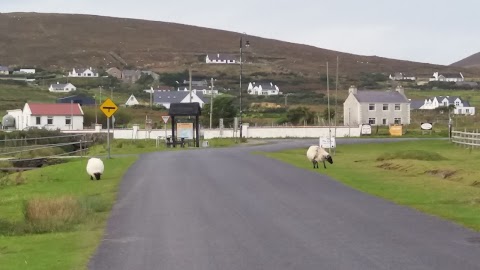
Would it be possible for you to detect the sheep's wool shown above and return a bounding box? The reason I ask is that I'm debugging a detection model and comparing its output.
[86,158,104,179]
[306,145,320,161]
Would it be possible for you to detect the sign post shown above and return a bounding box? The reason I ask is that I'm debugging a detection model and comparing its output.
[100,98,118,159]
[162,115,170,142]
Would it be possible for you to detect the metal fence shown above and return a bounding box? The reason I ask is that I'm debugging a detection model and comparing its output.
[451,129,480,148]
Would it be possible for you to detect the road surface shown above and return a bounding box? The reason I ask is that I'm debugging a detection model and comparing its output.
[89,139,480,270]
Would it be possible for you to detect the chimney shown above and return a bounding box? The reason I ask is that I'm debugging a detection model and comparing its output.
[348,85,357,95]
[217,53,220,57]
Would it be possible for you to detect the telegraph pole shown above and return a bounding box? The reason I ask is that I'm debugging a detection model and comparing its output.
[189,67,192,103]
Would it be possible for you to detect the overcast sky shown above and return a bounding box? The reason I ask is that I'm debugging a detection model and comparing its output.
[2,0,479,65]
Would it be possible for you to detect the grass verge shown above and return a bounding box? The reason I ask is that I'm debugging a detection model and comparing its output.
[0,156,137,270]
[87,138,244,155]
[262,140,480,231]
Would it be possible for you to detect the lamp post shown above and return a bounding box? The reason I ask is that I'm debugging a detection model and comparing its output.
[239,34,249,139]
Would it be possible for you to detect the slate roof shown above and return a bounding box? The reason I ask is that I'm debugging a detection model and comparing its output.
[354,90,409,103]
[251,82,279,91]
[0,66,9,72]
[410,100,424,110]
[28,103,83,116]
[207,53,236,61]
[153,91,205,104]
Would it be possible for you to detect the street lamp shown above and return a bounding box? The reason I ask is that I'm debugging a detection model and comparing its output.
[239,34,250,139]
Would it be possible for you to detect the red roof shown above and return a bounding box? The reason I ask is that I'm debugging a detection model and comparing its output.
[27,103,83,116]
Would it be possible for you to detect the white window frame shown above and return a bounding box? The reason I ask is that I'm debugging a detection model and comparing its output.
[47,117,53,125]
[394,118,401,124]
[382,118,387,125]
[65,116,72,125]
[383,104,389,111]
[368,118,376,125]
[36,116,41,125]
[369,104,375,111]
[395,104,401,110]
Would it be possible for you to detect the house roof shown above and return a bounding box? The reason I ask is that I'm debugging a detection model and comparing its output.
[251,82,279,91]
[0,66,9,71]
[410,100,424,109]
[153,91,205,104]
[439,73,462,78]
[27,103,83,116]
[49,83,71,89]
[354,90,409,103]
[207,53,236,61]
[73,67,98,73]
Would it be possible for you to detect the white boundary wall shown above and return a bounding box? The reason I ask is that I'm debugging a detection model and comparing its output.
[62,125,361,139]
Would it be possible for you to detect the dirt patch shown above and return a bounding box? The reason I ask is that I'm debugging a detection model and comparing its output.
[470,181,480,187]
[425,169,457,179]
[377,162,401,170]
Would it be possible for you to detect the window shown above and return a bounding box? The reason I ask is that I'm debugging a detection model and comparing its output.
[368,118,376,125]
[383,104,388,110]
[369,104,375,111]
[36,117,41,125]
[47,117,53,125]
[394,118,401,124]
[382,118,387,125]
[395,104,401,110]
[65,116,71,125]
[466,109,470,113]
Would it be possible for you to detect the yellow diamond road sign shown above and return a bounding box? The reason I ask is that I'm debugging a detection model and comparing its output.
[100,98,118,118]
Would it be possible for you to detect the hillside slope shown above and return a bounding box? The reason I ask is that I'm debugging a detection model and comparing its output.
[450,52,480,68]
[0,12,473,79]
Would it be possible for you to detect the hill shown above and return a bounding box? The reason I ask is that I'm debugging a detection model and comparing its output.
[450,52,480,68]
[0,12,474,83]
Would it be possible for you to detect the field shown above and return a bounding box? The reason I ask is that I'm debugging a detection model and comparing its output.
[0,157,137,270]
[262,140,480,231]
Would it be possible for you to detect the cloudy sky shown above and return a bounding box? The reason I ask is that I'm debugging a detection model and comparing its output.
[2,0,478,65]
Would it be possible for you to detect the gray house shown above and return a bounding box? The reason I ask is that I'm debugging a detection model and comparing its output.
[343,85,410,126]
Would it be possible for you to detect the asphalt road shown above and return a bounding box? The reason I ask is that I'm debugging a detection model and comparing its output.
[89,139,480,270]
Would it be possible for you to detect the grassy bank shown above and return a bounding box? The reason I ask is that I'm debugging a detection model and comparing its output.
[262,140,480,231]
[0,157,137,270]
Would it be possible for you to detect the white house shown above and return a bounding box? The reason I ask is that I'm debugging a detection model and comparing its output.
[389,72,416,81]
[125,94,140,106]
[205,53,236,64]
[6,103,84,130]
[153,90,206,109]
[68,67,99,77]
[415,96,475,115]
[247,82,280,95]
[0,66,9,75]
[177,87,219,95]
[19,68,36,74]
[49,82,77,93]
[429,72,464,82]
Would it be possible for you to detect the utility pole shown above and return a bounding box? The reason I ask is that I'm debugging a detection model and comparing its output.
[239,37,243,139]
[327,62,332,152]
[209,78,214,129]
[189,67,192,103]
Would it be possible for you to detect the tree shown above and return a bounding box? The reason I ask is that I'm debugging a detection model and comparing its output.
[201,96,237,128]
[322,108,335,121]
[286,106,314,125]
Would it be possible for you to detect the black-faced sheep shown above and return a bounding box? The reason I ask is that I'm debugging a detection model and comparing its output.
[86,157,104,180]
[306,145,333,169]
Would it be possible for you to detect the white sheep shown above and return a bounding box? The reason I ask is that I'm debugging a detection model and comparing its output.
[306,145,333,169]
[86,157,104,180]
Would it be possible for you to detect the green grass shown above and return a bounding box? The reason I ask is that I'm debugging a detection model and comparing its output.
[87,138,244,155]
[262,140,480,231]
[0,156,137,270]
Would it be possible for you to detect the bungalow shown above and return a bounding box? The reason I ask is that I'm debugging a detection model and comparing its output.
[412,96,475,115]
[205,53,236,64]
[6,103,84,130]
[389,72,416,81]
[49,82,77,93]
[19,68,36,74]
[247,82,280,95]
[177,87,219,95]
[343,85,411,126]
[429,72,464,82]
[68,67,99,77]
[0,66,9,75]
[153,90,206,109]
